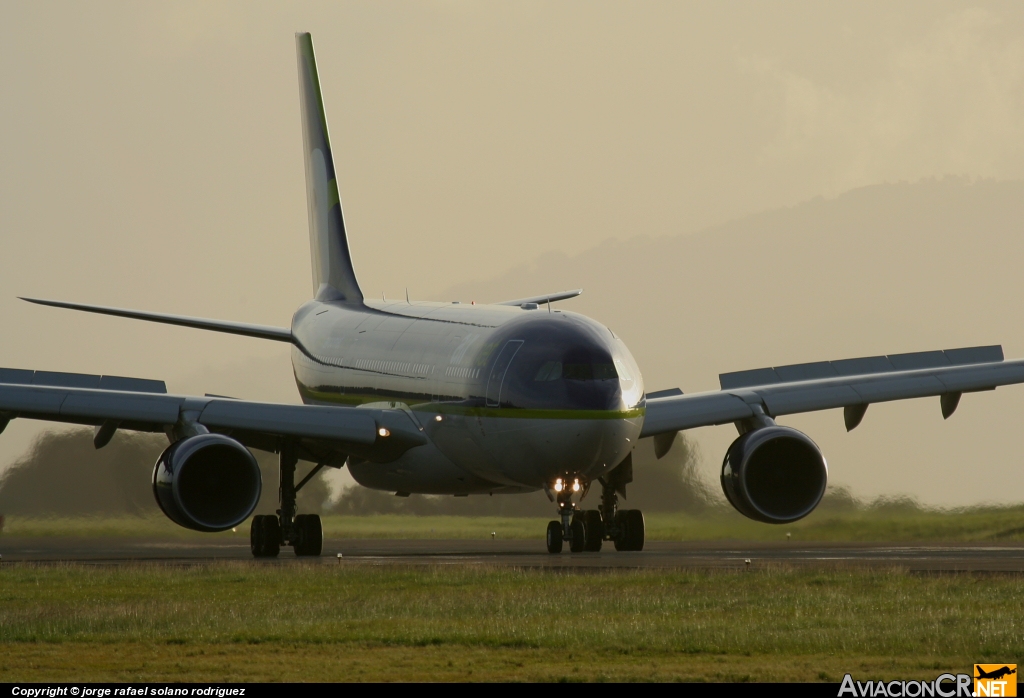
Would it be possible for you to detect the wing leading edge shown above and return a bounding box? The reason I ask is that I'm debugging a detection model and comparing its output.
[641,345,1024,438]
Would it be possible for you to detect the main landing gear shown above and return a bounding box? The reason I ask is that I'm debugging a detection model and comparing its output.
[251,440,324,558]
[545,456,645,554]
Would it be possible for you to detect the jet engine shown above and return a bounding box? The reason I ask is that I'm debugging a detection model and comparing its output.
[153,434,262,532]
[720,426,827,524]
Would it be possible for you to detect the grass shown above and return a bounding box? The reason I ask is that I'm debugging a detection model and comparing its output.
[0,563,1020,682]
[5,504,1024,542]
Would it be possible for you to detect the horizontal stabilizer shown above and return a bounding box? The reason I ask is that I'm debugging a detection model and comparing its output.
[0,368,166,393]
[496,289,583,306]
[21,298,294,344]
[720,345,1004,390]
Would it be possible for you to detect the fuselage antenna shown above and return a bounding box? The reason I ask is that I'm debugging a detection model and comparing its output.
[406,287,410,304]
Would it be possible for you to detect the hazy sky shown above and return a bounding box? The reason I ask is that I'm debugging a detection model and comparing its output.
[2,2,1023,503]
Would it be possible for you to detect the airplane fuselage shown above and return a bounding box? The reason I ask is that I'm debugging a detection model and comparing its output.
[290,298,645,494]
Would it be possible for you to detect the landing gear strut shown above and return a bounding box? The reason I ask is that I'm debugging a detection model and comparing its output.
[544,456,644,554]
[251,441,324,557]
[599,454,644,552]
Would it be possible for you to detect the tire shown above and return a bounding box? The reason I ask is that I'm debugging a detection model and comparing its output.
[569,518,586,553]
[250,515,265,557]
[546,520,563,554]
[293,514,307,555]
[292,514,306,555]
[624,509,645,551]
[260,515,281,558]
[583,510,603,552]
[613,510,628,551]
[295,514,323,556]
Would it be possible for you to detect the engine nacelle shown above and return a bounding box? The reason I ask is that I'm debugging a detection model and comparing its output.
[721,426,827,524]
[153,434,262,532]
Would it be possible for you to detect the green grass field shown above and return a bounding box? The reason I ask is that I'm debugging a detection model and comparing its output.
[4,505,1024,542]
[3,509,1023,681]
[0,563,1019,682]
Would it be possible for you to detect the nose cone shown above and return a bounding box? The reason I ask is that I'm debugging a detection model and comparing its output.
[477,312,646,488]
[492,313,644,412]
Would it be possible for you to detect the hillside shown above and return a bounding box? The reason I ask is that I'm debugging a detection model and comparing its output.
[444,178,1024,506]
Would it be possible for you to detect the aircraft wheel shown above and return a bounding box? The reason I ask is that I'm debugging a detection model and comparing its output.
[294,514,323,556]
[545,521,563,554]
[250,515,265,557]
[624,509,645,551]
[260,515,281,558]
[583,510,603,552]
[613,511,628,551]
[569,518,586,553]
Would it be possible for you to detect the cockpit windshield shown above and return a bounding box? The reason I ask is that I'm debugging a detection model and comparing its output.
[534,361,618,382]
[484,318,633,410]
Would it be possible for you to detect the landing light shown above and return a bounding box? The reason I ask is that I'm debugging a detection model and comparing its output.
[434,415,442,422]
[572,478,581,492]
[554,478,563,492]
[378,427,390,438]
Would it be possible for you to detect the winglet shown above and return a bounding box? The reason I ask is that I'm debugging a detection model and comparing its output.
[296,32,363,304]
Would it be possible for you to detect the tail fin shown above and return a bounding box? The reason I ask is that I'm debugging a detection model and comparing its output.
[295,33,363,303]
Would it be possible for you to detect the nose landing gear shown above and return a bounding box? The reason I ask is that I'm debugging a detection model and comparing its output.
[545,477,587,553]
[544,457,645,554]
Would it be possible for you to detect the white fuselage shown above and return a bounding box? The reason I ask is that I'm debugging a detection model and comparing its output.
[290,299,646,494]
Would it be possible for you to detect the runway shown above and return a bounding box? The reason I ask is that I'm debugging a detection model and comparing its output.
[3,537,1024,571]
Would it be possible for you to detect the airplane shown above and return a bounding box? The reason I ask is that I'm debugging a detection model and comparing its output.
[4,32,1024,558]
[976,667,1017,681]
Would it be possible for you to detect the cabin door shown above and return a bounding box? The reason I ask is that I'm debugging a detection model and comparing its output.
[485,340,523,407]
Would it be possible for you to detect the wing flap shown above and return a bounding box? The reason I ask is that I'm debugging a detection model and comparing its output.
[720,345,1004,389]
[757,383,864,416]
[0,367,167,394]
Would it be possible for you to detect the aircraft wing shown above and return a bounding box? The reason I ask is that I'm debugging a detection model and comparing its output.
[641,345,1024,437]
[0,368,426,465]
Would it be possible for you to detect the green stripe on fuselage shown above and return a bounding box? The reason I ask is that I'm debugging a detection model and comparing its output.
[298,385,644,420]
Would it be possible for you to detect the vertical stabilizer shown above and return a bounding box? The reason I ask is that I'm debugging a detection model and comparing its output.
[296,33,363,303]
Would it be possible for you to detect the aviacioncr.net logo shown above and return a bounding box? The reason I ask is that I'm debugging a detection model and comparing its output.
[839,673,973,697]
